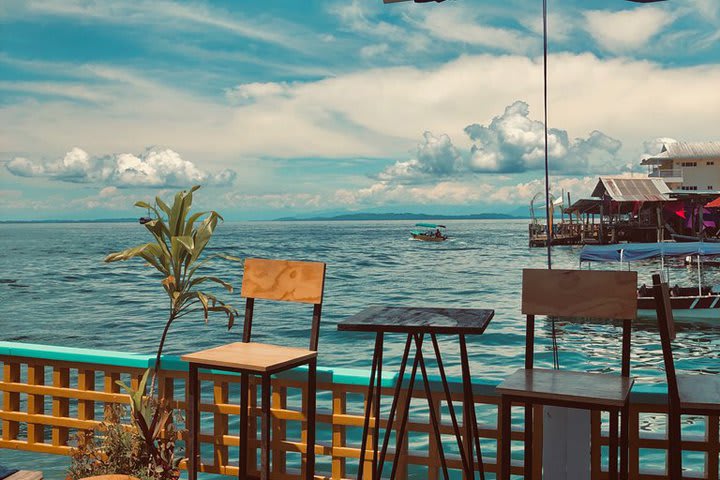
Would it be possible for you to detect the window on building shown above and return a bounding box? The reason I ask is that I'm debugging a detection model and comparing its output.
[682,161,698,167]
[709,186,714,190]
[708,161,715,166]
[681,186,699,191]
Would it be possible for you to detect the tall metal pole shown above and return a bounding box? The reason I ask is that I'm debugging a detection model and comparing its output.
[543,0,552,270]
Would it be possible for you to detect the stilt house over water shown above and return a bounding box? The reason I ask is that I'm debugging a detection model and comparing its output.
[641,141,720,193]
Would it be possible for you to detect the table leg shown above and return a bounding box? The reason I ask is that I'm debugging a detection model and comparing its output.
[620,403,629,480]
[500,396,512,480]
[373,333,384,480]
[609,408,619,480]
[261,374,271,480]
[306,358,317,480]
[389,335,422,480]
[378,335,413,475]
[431,334,471,477]
[188,364,199,480]
[460,334,486,480]
[239,373,249,479]
[414,333,450,480]
[523,402,533,480]
[358,333,383,480]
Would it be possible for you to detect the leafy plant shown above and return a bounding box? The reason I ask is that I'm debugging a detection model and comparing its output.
[80,186,239,478]
[67,400,182,480]
[104,185,239,394]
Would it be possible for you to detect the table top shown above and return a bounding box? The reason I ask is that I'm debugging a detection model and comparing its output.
[337,306,494,334]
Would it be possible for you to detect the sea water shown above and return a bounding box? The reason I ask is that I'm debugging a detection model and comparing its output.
[1,219,719,477]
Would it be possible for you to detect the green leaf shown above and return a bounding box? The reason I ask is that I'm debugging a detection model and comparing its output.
[156,196,172,216]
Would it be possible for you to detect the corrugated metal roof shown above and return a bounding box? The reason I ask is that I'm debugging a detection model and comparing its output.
[643,141,720,162]
[591,177,672,202]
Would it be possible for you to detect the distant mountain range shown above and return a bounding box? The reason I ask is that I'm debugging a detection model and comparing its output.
[0,218,138,224]
[274,212,526,221]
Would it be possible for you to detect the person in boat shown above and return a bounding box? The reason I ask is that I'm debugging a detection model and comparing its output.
[435,229,442,238]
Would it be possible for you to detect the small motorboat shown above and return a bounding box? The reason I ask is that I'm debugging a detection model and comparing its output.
[410,223,448,242]
[139,216,152,224]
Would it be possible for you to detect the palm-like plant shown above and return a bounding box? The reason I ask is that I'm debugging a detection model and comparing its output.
[105,185,239,395]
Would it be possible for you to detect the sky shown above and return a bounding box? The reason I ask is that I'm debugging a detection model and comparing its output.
[1,0,719,220]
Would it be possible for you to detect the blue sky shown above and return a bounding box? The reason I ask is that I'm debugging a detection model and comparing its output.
[1,0,719,220]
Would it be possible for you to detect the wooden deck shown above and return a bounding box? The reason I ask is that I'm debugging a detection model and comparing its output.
[5,472,42,480]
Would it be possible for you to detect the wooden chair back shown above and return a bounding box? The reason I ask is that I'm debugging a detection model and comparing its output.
[241,258,327,351]
[522,269,638,320]
[521,269,638,374]
[651,273,679,402]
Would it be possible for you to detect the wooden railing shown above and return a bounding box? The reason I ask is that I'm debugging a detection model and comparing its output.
[1,342,718,479]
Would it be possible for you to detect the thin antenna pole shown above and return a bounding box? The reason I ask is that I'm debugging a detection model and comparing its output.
[543,0,552,270]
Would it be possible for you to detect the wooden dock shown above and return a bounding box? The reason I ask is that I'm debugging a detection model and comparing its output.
[5,472,42,480]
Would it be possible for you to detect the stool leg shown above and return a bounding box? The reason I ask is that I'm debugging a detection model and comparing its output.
[500,396,512,480]
[667,403,682,479]
[524,402,533,480]
[609,409,619,480]
[306,359,317,480]
[358,333,383,480]
[261,374,271,480]
[188,364,199,480]
[239,373,249,479]
[620,403,629,480]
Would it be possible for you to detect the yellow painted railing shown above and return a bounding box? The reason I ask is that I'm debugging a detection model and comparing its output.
[0,342,718,479]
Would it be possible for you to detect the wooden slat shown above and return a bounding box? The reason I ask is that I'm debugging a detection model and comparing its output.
[522,269,637,320]
[241,258,326,304]
[0,381,129,403]
[2,362,20,440]
[707,415,719,480]
[77,369,96,421]
[181,342,317,372]
[26,364,45,444]
[213,380,229,469]
[5,471,43,480]
[273,384,288,473]
[52,367,70,446]
[331,391,347,479]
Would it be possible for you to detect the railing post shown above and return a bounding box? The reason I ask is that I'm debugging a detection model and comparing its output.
[214,380,229,470]
[706,415,719,480]
[52,366,70,446]
[629,405,640,480]
[273,383,287,475]
[78,369,96,422]
[331,389,346,479]
[1,361,20,441]
[427,396,440,480]
[27,363,45,445]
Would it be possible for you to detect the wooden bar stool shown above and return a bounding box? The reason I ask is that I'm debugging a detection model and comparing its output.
[183,258,326,480]
[497,269,638,480]
[652,273,720,479]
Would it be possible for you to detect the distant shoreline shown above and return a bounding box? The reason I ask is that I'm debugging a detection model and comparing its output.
[273,212,527,221]
[0,212,529,224]
[0,218,138,224]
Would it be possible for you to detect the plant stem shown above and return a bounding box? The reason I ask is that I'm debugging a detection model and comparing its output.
[150,309,176,397]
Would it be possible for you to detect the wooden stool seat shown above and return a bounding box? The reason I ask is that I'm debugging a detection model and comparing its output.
[497,368,634,408]
[677,374,720,412]
[181,341,317,373]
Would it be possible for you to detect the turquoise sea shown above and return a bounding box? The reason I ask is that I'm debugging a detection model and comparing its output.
[2,219,719,477]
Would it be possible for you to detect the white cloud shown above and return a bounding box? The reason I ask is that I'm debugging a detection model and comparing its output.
[6,147,237,188]
[360,43,390,59]
[3,53,720,173]
[224,192,322,209]
[225,82,291,104]
[378,131,463,182]
[414,4,536,54]
[0,0,311,52]
[585,7,673,52]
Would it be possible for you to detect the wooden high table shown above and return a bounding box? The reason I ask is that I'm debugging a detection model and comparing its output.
[338,306,494,480]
